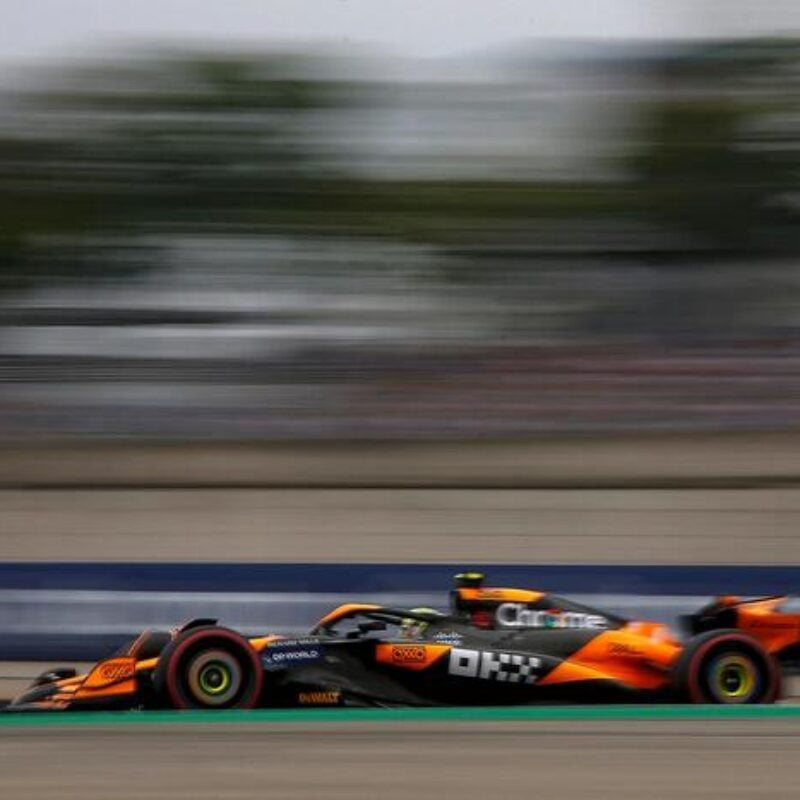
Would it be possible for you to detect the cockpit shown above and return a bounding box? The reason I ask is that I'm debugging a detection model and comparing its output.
[310,606,447,640]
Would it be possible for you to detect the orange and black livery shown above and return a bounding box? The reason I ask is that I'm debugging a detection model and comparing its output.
[6,572,795,711]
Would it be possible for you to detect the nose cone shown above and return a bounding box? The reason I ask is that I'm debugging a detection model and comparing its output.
[5,677,69,711]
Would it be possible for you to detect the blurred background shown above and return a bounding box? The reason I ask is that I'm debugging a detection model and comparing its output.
[4,4,800,797]
[1,3,800,441]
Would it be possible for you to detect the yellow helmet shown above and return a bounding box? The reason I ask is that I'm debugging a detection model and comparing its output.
[399,608,441,639]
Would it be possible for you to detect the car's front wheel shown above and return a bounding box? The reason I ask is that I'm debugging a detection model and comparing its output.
[153,627,263,709]
[673,630,780,704]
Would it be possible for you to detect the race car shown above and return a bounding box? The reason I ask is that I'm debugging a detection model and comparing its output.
[6,572,794,711]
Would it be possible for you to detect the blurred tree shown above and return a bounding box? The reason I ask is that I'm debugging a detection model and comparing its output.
[2,39,798,307]
[0,51,340,290]
[632,40,800,254]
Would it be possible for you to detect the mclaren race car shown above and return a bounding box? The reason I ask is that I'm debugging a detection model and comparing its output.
[7,573,794,710]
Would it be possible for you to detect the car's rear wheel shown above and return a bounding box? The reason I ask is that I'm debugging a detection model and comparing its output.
[153,627,263,709]
[673,630,780,704]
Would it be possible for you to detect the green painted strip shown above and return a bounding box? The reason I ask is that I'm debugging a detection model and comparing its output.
[1,704,799,728]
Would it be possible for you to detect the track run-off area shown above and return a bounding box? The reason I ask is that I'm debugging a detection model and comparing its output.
[1,706,799,800]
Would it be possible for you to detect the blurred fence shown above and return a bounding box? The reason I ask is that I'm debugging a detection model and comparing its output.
[5,340,800,439]
[2,563,799,661]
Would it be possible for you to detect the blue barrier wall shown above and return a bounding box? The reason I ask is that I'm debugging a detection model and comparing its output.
[3,563,800,594]
[1,563,799,661]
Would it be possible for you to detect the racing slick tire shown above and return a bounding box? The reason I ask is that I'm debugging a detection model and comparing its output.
[673,630,780,704]
[153,626,263,709]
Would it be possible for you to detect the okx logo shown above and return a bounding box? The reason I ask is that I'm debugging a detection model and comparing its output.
[448,647,541,684]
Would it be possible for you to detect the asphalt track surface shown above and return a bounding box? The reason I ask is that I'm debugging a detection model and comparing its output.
[5,487,800,564]
[1,708,799,800]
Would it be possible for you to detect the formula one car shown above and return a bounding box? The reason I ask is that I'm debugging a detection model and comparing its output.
[7,573,795,710]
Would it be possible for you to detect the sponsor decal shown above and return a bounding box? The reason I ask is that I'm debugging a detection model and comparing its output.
[376,642,449,671]
[98,660,135,682]
[432,631,464,645]
[749,620,795,630]
[496,603,608,630]
[269,637,322,647]
[607,642,644,657]
[298,690,341,705]
[478,589,508,599]
[448,647,541,684]
[83,657,137,689]
[262,644,323,670]
[391,645,427,663]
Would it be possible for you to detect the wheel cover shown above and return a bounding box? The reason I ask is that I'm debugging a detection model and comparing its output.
[709,653,758,703]
[186,650,242,706]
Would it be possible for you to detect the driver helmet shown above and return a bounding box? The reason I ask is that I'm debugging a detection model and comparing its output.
[399,608,441,639]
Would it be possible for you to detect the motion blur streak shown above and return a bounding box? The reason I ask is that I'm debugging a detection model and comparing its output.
[1,17,800,792]
[0,721,798,800]
[0,40,799,440]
